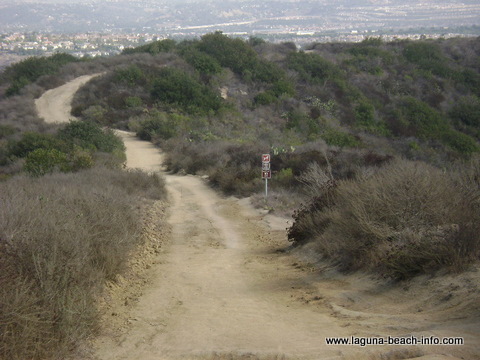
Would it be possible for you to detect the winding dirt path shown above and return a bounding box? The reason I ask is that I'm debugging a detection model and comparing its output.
[35,75,480,360]
[35,74,101,123]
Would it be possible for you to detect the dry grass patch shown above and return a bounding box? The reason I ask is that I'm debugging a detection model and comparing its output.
[0,166,165,359]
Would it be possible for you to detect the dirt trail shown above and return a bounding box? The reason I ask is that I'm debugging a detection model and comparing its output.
[35,74,101,124]
[94,169,344,360]
[36,75,480,360]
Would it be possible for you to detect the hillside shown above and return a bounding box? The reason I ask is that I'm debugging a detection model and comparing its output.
[1,33,479,274]
[0,33,479,359]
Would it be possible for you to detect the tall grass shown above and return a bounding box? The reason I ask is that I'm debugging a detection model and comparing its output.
[0,166,165,359]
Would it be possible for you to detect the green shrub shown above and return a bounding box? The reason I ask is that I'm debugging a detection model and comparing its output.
[448,96,480,138]
[137,111,179,141]
[151,67,222,114]
[284,110,321,138]
[391,97,449,139]
[58,120,125,153]
[124,96,143,108]
[8,132,67,158]
[254,91,277,106]
[122,39,176,55]
[2,53,78,95]
[24,148,70,176]
[5,77,30,96]
[403,41,451,77]
[354,100,390,136]
[8,125,124,176]
[275,167,295,188]
[81,105,107,124]
[181,47,222,75]
[248,36,266,47]
[442,130,479,156]
[346,44,394,75]
[456,68,480,94]
[198,31,257,76]
[321,128,360,148]
[249,59,284,84]
[360,37,383,46]
[287,51,341,84]
[196,32,288,85]
[271,78,295,97]
[254,78,295,106]
[354,100,375,126]
[114,65,145,86]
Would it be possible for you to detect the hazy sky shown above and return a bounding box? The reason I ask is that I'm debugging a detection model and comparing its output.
[1,0,477,4]
[1,0,478,34]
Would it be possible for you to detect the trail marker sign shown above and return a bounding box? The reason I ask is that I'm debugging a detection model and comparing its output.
[261,154,271,197]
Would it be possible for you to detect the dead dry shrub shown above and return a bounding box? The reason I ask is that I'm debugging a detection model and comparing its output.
[0,166,166,359]
[164,138,267,195]
[287,162,338,246]
[163,138,230,175]
[290,158,480,279]
[449,155,480,266]
[109,168,166,200]
[0,95,53,136]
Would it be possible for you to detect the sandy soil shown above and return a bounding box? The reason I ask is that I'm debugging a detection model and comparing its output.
[36,75,480,360]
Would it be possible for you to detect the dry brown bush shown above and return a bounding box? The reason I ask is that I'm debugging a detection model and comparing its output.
[0,166,166,359]
[163,138,268,195]
[290,158,480,279]
[0,95,53,136]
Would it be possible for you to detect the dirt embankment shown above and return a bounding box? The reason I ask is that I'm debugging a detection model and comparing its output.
[36,75,480,360]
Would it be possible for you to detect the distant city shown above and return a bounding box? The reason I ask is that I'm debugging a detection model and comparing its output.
[1,0,479,69]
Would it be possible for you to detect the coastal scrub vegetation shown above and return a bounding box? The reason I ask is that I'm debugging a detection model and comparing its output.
[0,33,479,358]
[4,120,125,177]
[1,33,479,268]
